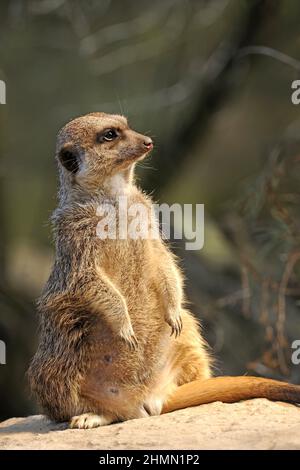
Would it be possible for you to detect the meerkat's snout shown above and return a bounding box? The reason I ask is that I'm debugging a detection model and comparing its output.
[126,130,153,154]
[143,136,153,150]
[115,130,153,168]
[132,133,153,158]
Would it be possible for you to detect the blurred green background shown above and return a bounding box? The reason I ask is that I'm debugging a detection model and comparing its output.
[1,0,300,421]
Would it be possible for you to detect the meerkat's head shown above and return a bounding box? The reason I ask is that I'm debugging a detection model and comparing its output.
[56,112,153,200]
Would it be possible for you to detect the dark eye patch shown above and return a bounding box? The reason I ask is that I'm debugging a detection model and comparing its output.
[96,128,119,143]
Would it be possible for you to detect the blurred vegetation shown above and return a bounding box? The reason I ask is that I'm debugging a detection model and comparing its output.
[1,0,300,420]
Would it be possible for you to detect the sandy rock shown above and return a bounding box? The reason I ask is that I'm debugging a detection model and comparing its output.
[0,399,300,450]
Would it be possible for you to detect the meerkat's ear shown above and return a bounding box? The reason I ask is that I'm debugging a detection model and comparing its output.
[58,144,80,174]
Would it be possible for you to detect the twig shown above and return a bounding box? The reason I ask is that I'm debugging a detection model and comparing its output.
[237,46,300,71]
[215,288,250,309]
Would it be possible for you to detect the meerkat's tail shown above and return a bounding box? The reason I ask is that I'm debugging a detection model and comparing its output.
[162,376,300,413]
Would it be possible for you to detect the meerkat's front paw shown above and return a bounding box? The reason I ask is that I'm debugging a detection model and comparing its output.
[119,323,138,350]
[70,413,112,429]
[165,309,183,338]
[143,396,163,416]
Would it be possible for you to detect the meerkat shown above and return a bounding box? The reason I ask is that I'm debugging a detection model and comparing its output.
[28,112,300,429]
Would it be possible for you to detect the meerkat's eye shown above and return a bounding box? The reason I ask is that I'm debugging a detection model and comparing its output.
[97,128,118,143]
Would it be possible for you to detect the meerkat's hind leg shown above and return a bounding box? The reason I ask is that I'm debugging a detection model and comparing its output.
[70,413,114,429]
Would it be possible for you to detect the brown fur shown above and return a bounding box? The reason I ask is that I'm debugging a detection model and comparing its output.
[28,112,299,429]
[162,376,300,413]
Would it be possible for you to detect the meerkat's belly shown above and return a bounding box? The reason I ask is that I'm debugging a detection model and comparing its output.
[80,297,172,419]
[82,241,173,418]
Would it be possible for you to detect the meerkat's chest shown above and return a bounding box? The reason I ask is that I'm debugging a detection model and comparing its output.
[96,195,157,243]
[95,194,162,303]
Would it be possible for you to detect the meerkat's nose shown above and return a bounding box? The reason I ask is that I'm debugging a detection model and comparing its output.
[143,136,153,149]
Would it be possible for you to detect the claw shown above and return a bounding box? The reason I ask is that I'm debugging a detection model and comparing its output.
[127,333,138,350]
[119,325,138,350]
[166,311,183,338]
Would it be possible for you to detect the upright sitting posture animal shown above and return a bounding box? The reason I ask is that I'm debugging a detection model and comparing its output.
[28,112,300,429]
